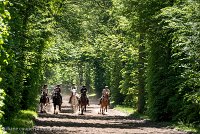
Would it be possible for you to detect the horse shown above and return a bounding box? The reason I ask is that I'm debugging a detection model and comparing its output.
[39,93,49,113]
[70,89,79,113]
[52,91,62,114]
[100,92,109,115]
[79,90,88,115]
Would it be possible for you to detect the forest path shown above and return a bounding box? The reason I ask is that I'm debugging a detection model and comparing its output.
[33,94,188,134]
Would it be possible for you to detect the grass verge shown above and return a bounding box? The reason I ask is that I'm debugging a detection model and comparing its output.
[173,122,200,134]
[3,110,37,134]
[114,105,135,115]
[114,105,199,133]
[88,93,96,97]
[114,105,148,119]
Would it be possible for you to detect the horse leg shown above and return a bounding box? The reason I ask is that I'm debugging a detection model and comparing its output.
[99,106,102,114]
[54,104,56,114]
[59,104,61,112]
[103,105,106,115]
[71,97,75,113]
[74,99,77,112]
[76,103,78,111]
[81,106,84,115]
[40,103,43,113]
[44,101,48,111]
[85,105,86,112]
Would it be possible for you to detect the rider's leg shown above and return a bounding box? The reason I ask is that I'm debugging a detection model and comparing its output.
[60,94,63,103]
[78,99,80,105]
[98,97,102,105]
[47,96,50,104]
[69,92,73,103]
[69,96,72,103]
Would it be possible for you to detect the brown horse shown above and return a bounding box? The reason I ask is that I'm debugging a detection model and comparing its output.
[100,92,109,115]
[79,90,87,115]
[40,94,49,113]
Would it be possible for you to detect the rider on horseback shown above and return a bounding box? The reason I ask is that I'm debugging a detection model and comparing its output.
[41,84,50,104]
[53,84,62,103]
[69,84,79,103]
[80,85,89,106]
[98,86,110,105]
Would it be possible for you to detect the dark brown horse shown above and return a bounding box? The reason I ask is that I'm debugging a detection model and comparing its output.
[52,91,62,114]
[79,90,87,115]
[100,92,109,115]
[40,94,49,113]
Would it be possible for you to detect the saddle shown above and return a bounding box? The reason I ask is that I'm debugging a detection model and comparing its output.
[53,92,61,102]
[40,94,48,103]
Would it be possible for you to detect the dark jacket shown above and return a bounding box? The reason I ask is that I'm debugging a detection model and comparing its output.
[80,87,87,94]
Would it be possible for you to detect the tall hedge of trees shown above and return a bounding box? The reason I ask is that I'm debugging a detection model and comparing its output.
[0,0,53,123]
[149,0,200,123]
[122,0,200,123]
[0,0,10,132]
[0,0,199,129]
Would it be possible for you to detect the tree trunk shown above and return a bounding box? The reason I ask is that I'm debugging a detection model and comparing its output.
[137,34,146,114]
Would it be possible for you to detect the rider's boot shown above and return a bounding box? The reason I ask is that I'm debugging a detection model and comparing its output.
[46,96,50,104]
[98,98,102,105]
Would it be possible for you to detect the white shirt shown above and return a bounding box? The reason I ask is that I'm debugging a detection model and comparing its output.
[102,88,110,96]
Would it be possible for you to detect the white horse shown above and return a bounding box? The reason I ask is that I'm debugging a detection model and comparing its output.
[70,89,79,113]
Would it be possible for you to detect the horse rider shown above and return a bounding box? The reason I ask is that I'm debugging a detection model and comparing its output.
[41,84,50,103]
[68,84,79,103]
[80,85,89,106]
[98,86,110,105]
[53,84,63,103]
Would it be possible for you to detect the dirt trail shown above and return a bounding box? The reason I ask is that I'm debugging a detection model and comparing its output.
[32,95,188,134]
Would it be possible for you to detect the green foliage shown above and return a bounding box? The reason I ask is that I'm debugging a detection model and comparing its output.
[4,110,37,129]
[119,46,138,107]
[0,0,53,122]
[0,0,199,130]
[114,105,136,115]
[0,89,6,121]
[147,0,200,123]
[174,121,200,134]
[0,1,9,133]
